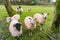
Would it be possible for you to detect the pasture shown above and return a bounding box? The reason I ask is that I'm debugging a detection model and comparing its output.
[0,5,54,40]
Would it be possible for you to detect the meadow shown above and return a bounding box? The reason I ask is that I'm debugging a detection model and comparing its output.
[0,5,54,40]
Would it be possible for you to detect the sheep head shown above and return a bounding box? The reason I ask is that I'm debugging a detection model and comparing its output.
[6,14,20,23]
[42,13,49,19]
[11,14,20,20]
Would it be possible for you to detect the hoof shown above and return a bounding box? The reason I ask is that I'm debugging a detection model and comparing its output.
[29,33,32,37]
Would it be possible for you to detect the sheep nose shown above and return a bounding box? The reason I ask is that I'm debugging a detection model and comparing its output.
[34,18,37,20]
[44,17,46,19]
[31,23,34,25]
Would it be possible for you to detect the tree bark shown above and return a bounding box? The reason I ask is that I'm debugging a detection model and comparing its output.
[51,0,60,40]
[52,0,60,33]
[4,0,17,17]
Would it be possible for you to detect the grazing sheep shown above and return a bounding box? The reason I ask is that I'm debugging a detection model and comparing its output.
[16,6,23,15]
[6,14,22,40]
[24,16,36,36]
[34,13,49,31]
[28,8,32,11]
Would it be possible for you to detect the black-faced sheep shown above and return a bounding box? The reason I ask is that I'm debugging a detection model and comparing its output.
[34,13,49,31]
[6,14,22,40]
[16,6,23,15]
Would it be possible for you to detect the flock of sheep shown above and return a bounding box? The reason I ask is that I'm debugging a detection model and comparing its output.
[6,6,49,40]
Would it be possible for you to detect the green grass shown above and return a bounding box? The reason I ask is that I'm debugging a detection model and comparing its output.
[0,5,55,40]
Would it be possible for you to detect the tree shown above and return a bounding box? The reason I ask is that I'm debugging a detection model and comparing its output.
[51,0,60,40]
[4,0,17,17]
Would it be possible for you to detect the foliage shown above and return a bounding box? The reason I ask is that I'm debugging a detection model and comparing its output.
[4,0,17,17]
[0,0,54,5]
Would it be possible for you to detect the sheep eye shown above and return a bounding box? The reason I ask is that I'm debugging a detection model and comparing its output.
[29,18,31,19]
[13,24,16,27]
[35,18,37,20]
[47,13,49,15]
[31,23,34,25]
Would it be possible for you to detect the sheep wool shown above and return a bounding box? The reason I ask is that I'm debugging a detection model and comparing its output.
[24,16,36,30]
[9,20,22,37]
[16,8,23,12]
[28,8,31,11]
[11,14,20,20]
[34,13,45,25]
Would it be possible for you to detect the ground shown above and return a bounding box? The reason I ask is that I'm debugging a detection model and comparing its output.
[0,5,55,40]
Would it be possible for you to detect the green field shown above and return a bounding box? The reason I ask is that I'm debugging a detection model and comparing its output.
[0,5,54,40]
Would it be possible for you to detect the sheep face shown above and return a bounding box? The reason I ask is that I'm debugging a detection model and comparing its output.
[16,8,23,13]
[9,20,22,37]
[13,23,22,31]
[42,13,49,19]
[24,16,36,30]
[34,13,43,22]
[30,18,36,28]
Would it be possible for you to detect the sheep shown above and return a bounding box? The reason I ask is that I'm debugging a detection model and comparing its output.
[34,13,49,31]
[6,14,22,40]
[16,6,23,15]
[28,8,32,11]
[24,16,36,36]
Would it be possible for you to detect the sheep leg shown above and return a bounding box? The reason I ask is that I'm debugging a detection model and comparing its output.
[26,29,29,36]
[15,36,19,40]
[40,24,43,31]
[29,29,32,37]
[30,30,32,36]
[20,12,22,15]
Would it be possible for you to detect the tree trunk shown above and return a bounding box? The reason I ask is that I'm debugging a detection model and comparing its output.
[52,0,60,33]
[4,0,17,17]
[51,0,60,40]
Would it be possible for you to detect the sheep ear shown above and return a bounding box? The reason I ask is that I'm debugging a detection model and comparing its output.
[47,13,49,15]
[29,18,31,19]
[42,13,44,15]
[19,6,21,8]
[6,17,11,23]
[13,14,20,20]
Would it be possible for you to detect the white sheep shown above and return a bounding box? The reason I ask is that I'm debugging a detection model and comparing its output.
[34,13,49,31]
[28,8,32,11]
[6,14,22,40]
[24,16,36,36]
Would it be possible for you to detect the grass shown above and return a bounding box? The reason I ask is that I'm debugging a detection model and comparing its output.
[0,5,55,40]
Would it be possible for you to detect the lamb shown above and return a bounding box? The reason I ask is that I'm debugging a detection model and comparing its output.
[28,8,32,11]
[24,16,36,36]
[6,14,22,40]
[16,6,23,15]
[34,13,49,31]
